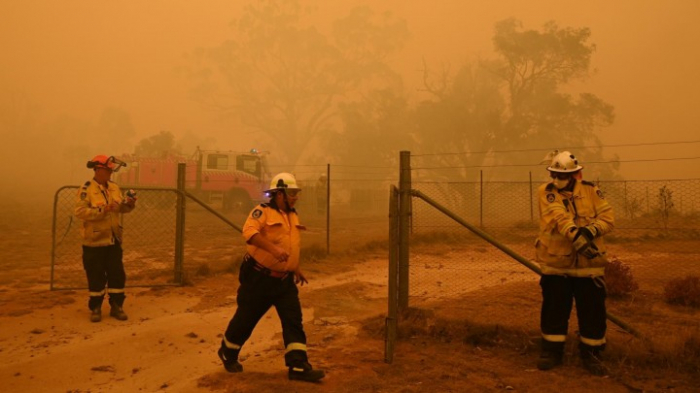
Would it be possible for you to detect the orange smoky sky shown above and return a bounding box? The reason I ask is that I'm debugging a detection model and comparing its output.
[1,0,699,183]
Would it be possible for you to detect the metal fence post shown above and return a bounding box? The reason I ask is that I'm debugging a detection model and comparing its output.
[50,188,62,291]
[385,185,399,363]
[529,171,534,222]
[174,163,186,284]
[624,181,629,219]
[480,170,483,228]
[326,163,331,255]
[398,151,411,310]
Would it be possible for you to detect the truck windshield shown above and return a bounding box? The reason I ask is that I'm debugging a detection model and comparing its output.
[237,155,261,177]
[206,154,229,170]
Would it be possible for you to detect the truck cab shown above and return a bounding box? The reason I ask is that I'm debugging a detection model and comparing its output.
[195,148,270,211]
[114,148,269,213]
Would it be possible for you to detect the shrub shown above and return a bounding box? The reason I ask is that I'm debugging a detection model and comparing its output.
[605,257,639,297]
[664,275,700,308]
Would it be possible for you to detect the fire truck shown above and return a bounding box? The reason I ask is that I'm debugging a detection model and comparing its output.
[114,148,270,211]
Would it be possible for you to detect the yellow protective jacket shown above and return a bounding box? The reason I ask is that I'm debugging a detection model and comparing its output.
[242,202,305,273]
[535,179,615,277]
[75,179,135,247]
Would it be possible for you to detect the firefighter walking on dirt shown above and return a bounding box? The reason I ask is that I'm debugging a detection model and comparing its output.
[75,155,136,323]
[218,172,325,383]
[535,151,614,376]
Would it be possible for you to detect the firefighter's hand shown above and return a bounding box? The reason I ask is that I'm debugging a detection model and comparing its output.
[573,228,599,259]
[271,247,289,263]
[575,226,595,242]
[104,202,120,212]
[578,242,599,259]
[294,270,308,286]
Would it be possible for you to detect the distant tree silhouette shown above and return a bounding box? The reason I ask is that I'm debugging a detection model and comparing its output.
[134,130,181,157]
[186,0,408,166]
[416,19,617,181]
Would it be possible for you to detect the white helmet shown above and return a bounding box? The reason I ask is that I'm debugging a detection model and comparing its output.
[546,150,583,173]
[265,172,301,193]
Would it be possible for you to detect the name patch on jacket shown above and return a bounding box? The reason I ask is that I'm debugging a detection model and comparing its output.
[546,193,556,203]
[596,189,605,199]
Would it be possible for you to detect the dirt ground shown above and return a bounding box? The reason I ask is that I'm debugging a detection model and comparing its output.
[1,202,699,393]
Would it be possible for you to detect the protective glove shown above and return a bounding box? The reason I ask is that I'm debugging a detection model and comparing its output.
[578,241,599,259]
[572,227,600,259]
[577,226,596,241]
[584,225,598,238]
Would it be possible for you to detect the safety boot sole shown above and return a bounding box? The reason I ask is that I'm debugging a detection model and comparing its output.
[537,354,563,370]
[288,368,325,382]
[110,308,128,321]
[217,347,243,373]
[90,309,102,323]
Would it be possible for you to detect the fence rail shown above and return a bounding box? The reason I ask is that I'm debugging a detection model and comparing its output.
[385,151,700,363]
[409,178,700,301]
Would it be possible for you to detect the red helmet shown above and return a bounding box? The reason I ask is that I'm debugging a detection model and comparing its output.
[87,155,126,172]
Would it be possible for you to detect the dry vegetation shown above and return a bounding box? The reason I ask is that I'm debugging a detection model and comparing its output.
[664,275,700,308]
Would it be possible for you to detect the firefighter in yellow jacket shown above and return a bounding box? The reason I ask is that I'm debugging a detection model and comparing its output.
[535,151,614,376]
[218,172,325,383]
[75,155,136,323]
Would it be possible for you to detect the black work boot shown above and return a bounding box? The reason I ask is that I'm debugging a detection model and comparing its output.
[288,361,325,382]
[537,351,563,370]
[90,308,102,323]
[218,342,243,373]
[537,339,564,371]
[580,344,607,376]
[109,304,128,321]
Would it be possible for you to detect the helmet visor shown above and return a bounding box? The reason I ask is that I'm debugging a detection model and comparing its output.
[285,189,301,197]
[106,156,126,172]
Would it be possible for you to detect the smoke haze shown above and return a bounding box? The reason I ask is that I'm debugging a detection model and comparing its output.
[2,0,699,203]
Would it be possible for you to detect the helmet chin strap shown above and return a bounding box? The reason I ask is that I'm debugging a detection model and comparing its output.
[277,190,291,212]
[284,193,291,211]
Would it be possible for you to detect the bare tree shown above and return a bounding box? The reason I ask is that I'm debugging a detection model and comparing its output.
[416,19,616,181]
[186,0,408,165]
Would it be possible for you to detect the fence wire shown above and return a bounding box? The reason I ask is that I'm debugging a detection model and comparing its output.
[51,186,180,290]
[408,179,700,309]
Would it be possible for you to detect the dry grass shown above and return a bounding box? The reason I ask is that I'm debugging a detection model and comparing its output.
[380,300,700,381]
[664,275,700,308]
[609,326,700,375]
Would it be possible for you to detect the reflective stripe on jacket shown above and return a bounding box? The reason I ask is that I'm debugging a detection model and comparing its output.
[75,180,134,247]
[535,180,614,277]
[242,203,304,273]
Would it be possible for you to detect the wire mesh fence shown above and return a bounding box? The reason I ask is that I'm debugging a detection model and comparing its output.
[53,168,700,309]
[408,182,538,324]
[385,169,700,362]
[51,186,181,290]
[50,176,393,290]
[408,178,700,306]
[292,174,393,251]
